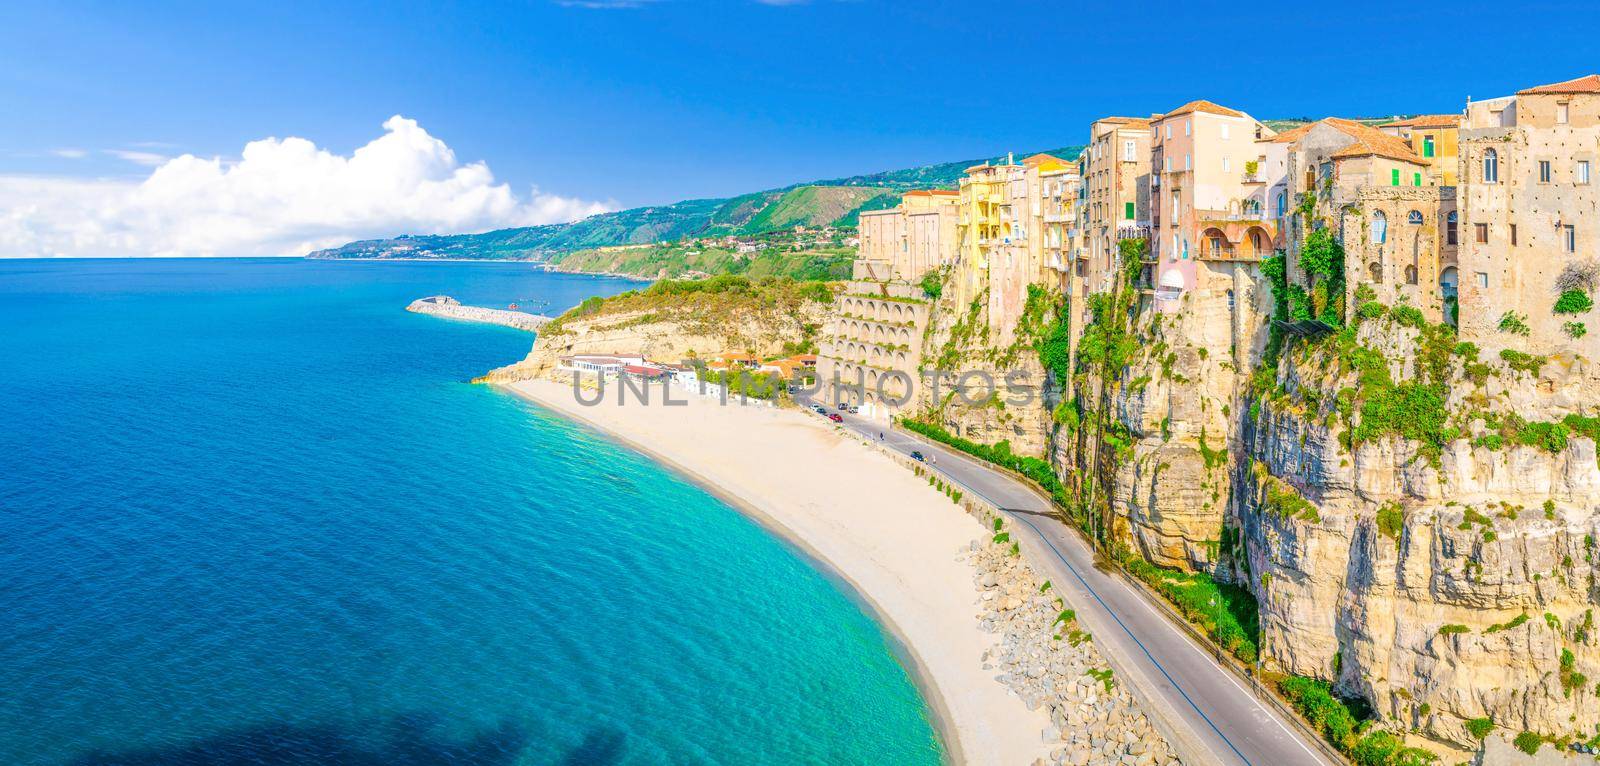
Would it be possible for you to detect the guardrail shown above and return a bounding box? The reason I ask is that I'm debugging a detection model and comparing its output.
[886,424,1351,766]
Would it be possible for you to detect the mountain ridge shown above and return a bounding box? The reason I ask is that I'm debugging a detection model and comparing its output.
[307,146,1083,261]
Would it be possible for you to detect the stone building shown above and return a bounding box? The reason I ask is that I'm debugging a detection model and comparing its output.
[852,189,960,282]
[1338,185,1459,321]
[1457,74,1600,359]
[1270,118,1436,286]
[1081,117,1152,296]
[814,283,930,421]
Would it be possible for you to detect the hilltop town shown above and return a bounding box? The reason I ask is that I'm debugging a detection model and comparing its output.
[485,73,1600,765]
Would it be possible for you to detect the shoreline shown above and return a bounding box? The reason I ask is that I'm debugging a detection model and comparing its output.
[499,377,1052,765]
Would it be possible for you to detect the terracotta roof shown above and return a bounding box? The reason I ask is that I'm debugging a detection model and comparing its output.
[1517,74,1600,95]
[1023,152,1066,166]
[1329,123,1427,164]
[904,189,958,197]
[1383,114,1461,129]
[1098,116,1151,128]
[1158,100,1245,119]
[1265,117,1425,164]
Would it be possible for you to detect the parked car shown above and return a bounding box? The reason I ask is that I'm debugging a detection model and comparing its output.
[848,406,860,414]
[910,451,925,462]
[811,405,826,414]
[836,403,849,411]
[828,413,843,423]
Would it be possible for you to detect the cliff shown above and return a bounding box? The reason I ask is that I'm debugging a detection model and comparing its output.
[1053,263,1600,759]
[482,276,832,382]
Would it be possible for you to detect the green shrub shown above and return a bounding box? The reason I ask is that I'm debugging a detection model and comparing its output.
[1498,311,1531,336]
[1499,349,1546,376]
[1554,289,1594,315]
[1437,624,1471,635]
[1391,305,1426,328]
[1376,503,1405,542]
[1465,717,1494,739]
[1564,321,1588,338]
[1514,731,1543,755]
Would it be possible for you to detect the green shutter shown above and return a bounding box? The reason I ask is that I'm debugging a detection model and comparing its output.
[1423,136,1434,158]
[1413,173,1422,187]
[1124,202,1134,220]
[1391,169,1400,186]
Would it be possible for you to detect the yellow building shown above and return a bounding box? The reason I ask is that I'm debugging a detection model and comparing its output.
[1379,114,1462,185]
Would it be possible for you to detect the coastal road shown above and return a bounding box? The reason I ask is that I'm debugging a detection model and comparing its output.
[796,396,1340,766]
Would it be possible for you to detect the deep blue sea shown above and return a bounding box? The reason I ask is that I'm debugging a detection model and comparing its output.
[0,258,941,766]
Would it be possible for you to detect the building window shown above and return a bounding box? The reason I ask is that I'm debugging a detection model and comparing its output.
[1413,172,1422,186]
[1579,161,1591,185]
[1124,202,1134,220]
[1171,191,1179,218]
[1275,191,1287,218]
[1391,168,1401,186]
[1405,265,1418,285]
[1185,119,1191,136]
[1123,140,1136,161]
[1222,157,1230,172]
[1422,135,1435,158]
[1476,272,1489,288]
[1372,211,1388,244]
[1407,210,1423,225]
[1511,224,1518,246]
[1447,211,1458,245]
[1566,225,1577,253]
[1483,149,1498,183]
[1369,261,1383,283]
[1185,154,1192,171]
[1558,102,1570,124]
[1540,160,1552,183]
[1475,223,1489,243]
[1164,157,1171,172]
[1165,124,1172,140]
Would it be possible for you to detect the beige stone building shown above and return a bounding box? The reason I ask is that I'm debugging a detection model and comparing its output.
[1338,185,1458,321]
[852,189,960,282]
[1269,119,1436,285]
[1457,74,1600,358]
[1081,118,1151,297]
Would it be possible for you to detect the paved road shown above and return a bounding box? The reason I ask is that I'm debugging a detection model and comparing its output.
[798,396,1339,766]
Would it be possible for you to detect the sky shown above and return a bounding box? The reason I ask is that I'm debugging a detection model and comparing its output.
[1,0,1596,256]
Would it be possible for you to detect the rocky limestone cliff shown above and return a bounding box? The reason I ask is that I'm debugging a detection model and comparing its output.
[483,278,830,382]
[1229,310,1600,752]
[914,282,1053,457]
[1055,262,1600,757]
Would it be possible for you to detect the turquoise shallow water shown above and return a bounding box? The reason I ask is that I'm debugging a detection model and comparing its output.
[0,259,942,765]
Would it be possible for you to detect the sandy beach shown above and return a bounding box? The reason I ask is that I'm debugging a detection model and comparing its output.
[503,377,1050,765]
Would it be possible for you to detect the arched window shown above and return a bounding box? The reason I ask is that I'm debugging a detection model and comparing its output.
[1446,211,1458,245]
[1405,265,1418,285]
[1484,149,1499,183]
[1275,191,1287,218]
[1407,210,1424,225]
[1369,261,1384,283]
[1372,211,1388,244]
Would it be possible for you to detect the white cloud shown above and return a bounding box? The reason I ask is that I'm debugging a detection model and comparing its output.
[0,115,615,258]
[104,149,170,167]
[50,148,89,159]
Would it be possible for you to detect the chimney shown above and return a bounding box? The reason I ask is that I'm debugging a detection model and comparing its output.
[1007,152,1014,165]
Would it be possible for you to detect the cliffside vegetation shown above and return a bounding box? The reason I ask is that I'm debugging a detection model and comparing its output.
[543,274,831,343]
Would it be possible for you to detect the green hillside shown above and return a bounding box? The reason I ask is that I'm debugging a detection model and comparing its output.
[307,145,1084,262]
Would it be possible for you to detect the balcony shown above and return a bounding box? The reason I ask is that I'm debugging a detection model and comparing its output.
[1241,172,1265,184]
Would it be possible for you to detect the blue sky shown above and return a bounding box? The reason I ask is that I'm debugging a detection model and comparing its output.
[1,0,1596,249]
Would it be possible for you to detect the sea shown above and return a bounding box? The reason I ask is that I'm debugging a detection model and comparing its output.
[0,258,943,765]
